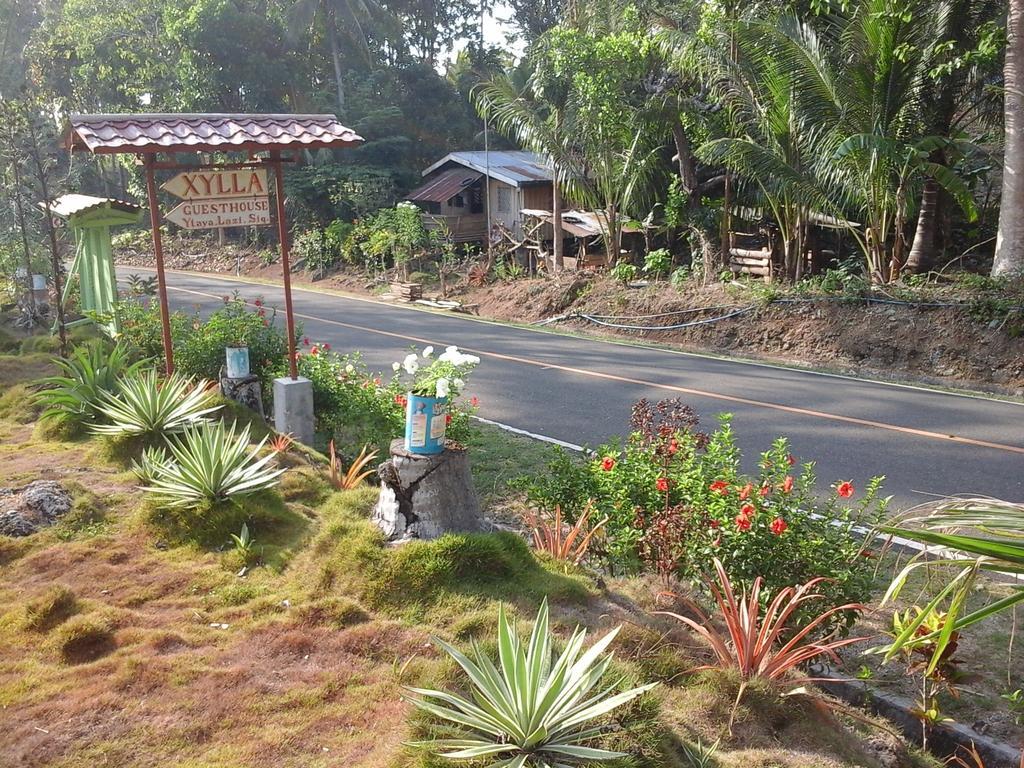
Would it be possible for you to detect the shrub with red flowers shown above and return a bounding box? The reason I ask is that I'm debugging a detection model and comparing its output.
[514,398,888,632]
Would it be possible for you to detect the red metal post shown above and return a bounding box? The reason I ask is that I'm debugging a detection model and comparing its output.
[272,152,299,380]
[143,155,175,375]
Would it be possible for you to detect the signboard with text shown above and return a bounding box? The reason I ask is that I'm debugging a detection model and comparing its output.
[161,169,271,230]
[165,197,271,230]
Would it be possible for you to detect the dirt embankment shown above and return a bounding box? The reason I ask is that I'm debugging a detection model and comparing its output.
[114,241,1024,396]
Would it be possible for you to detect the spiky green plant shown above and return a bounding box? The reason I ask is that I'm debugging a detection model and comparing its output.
[140,421,285,509]
[92,370,220,440]
[36,341,146,425]
[407,599,656,767]
[131,445,173,485]
[879,498,1024,676]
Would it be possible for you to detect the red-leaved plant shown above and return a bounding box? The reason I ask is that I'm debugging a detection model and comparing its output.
[657,558,866,730]
[524,502,608,567]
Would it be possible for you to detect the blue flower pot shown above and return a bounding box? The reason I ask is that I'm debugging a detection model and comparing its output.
[404,393,448,454]
[225,346,250,379]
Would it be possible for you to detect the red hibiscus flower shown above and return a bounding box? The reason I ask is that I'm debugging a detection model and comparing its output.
[322,343,330,352]
[445,414,452,425]
[786,453,796,466]
[759,484,771,498]
[709,480,729,495]
[708,519,720,529]
[781,475,794,494]
[667,438,679,455]
[740,503,755,518]
[734,515,752,532]
[770,517,788,535]
[394,395,407,408]
[262,318,269,326]
[310,345,319,356]
[302,337,310,346]
[257,308,266,317]
[655,477,669,492]
[738,482,753,500]
[373,377,382,386]
[470,396,480,407]
[860,548,875,558]
[836,481,854,498]
[600,456,616,472]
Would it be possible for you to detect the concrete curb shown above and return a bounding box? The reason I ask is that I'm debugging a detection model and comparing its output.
[815,670,1023,767]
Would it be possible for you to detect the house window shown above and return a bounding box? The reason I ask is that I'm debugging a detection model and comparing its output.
[497,187,512,213]
[452,194,464,208]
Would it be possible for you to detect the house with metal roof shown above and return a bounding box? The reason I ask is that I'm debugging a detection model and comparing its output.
[405,151,557,244]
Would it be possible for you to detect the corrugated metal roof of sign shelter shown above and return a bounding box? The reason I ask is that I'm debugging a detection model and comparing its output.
[45,194,142,219]
[65,114,363,155]
[406,167,483,203]
[421,151,553,188]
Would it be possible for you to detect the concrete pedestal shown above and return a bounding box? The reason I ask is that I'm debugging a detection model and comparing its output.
[273,376,314,446]
[373,439,481,541]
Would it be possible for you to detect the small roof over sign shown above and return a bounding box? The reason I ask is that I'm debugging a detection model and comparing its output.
[65,113,363,155]
[43,194,142,220]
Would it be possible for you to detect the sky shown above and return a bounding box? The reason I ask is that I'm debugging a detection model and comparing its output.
[440,1,527,69]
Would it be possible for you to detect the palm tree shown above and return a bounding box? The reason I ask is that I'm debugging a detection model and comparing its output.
[994,0,1024,277]
[288,0,395,113]
[698,16,840,281]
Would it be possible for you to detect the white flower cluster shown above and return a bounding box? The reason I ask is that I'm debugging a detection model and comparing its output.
[437,345,480,366]
[390,345,479,398]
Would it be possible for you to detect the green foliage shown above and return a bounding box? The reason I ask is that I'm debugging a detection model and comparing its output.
[290,345,479,453]
[514,400,885,628]
[669,267,691,289]
[880,498,1024,676]
[348,202,431,275]
[115,296,294,388]
[294,220,353,275]
[642,248,672,277]
[609,262,638,283]
[138,421,285,509]
[408,599,657,766]
[36,341,145,427]
[92,370,221,440]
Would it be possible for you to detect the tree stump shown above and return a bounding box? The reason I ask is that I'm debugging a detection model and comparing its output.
[373,439,482,542]
[219,373,265,420]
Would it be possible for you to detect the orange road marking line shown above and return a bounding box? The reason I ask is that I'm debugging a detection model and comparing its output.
[166,283,1024,457]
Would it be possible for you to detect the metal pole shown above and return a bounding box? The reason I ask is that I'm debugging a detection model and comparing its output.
[143,155,175,375]
[272,152,299,380]
[480,0,492,264]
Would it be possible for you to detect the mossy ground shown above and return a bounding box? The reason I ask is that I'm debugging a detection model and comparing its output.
[0,329,939,768]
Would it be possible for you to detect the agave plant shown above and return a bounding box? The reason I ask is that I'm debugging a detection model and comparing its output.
[328,441,378,490]
[656,559,865,730]
[92,370,221,440]
[36,341,146,425]
[407,600,656,767]
[131,445,173,485]
[140,421,286,508]
[878,498,1024,676]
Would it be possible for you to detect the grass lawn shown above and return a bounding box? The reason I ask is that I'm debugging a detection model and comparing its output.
[0,328,947,768]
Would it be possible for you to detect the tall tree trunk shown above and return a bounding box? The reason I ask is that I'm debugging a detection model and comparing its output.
[11,162,35,316]
[328,22,345,114]
[671,121,699,208]
[907,177,940,273]
[994,0,1024,277]
[552,176,563,272]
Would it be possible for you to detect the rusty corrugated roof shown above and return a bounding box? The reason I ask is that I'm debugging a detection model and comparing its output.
[406,167,482,203]
[66,113,363,155]
[421,151,553,187]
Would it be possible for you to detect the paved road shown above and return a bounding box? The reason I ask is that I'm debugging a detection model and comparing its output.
[119,267,1024,508]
